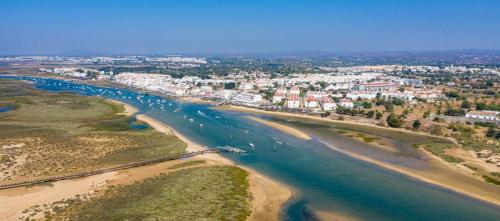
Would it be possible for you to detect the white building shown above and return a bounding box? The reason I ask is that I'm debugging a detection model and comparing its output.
[465,111,499,121]
[289,86,300,95]
[339,99,354,109]
[213,89,237,100]
[304,95,318,109]
[233,92,262,106]
[346,92,377,100]
[272,88,287,104]
[322,97,337,111]
[287,94,300,109]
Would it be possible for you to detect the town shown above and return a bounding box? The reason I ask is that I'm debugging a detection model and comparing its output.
[2,54,500,168]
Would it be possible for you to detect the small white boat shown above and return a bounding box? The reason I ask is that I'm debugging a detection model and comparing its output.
[189,118,194,122]
[249,143,255,148]
[199,124,204,127]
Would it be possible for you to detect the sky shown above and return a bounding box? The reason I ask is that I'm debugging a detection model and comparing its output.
[1,0,500,55]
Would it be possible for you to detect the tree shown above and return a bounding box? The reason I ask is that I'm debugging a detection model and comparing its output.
[317,81,327,89]
[375,111,383,119]
[224,82,236,89]
[386,113,403,128]
[413,120,421,129]
[392,98,405,106]
[361,101,372,109]
[445,91,460,99]
[384,102,394,112]
[444,108,465,116]
[366,110,375,118]
[461,100,471,109]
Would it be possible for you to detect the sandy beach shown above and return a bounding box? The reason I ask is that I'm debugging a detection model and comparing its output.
[0,101,292,221]
[136,113,293,220]
[215,105,459,145]
[106,99,138,116]
[247,116,312,140]
[214,105,500,207]
[319,140,500,207]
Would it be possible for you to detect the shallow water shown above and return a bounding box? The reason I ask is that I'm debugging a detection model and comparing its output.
[3,76,500,221]
[0,106,14,113]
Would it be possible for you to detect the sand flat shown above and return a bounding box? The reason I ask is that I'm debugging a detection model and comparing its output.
[247,116,312,140]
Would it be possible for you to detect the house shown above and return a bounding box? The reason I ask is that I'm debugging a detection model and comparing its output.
[287,94,300,109]
[322,97,337,111]
[289,86,300,95]
[239,83,255,91]
[355,82,398,92]
[304,95,318,109]
[232,92,262,106]
[339,99,354,109]
[272,88,287,104]
[465,111,499,121]
[213,89,237,100]
[346,92,377,100]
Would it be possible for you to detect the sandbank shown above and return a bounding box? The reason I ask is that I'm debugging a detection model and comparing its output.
[247,116,311,140]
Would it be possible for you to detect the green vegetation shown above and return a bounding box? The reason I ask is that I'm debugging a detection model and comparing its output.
[419,143,464,163]
[51,166,251,221]
[354,133,380,143]
[412,119,421,129]
[0,79,186,179]
[475,102,500,111]
[386,113,403,128]
[482,175,500,186]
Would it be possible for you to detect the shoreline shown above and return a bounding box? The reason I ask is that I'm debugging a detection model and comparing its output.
[247,116,312,140]
[216,105,500,207]
[319,139,500,207]
[214,105,460,145]
[135,113,293,221]
[106,99,138,116]
[0,99,292,221]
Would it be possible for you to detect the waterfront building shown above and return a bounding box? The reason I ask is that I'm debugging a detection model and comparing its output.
[322,97,337,111]
[287,94,300,109]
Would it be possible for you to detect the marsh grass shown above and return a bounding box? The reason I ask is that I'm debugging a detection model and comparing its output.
[51,166,251,221]
[0,79,186,179]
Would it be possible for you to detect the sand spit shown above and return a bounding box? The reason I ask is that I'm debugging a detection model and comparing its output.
[247,116,312,140]
[136,113,292,220]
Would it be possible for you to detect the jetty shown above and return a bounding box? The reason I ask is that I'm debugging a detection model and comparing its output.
[218,146,247,154]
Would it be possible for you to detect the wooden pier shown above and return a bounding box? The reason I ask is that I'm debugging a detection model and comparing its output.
[0,149,220,191]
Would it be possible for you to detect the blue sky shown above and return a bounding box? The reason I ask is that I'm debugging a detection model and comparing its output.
[1,0,499,55]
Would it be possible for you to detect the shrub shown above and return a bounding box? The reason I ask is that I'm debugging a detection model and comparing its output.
[413,120,421,129]
[386,113,403,128]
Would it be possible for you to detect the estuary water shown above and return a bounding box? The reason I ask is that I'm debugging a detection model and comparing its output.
[3,76,500,221]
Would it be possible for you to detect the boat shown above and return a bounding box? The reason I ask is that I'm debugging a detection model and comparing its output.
[189,118,194,122]
[199,124,204,127]
[249,143,255,148]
